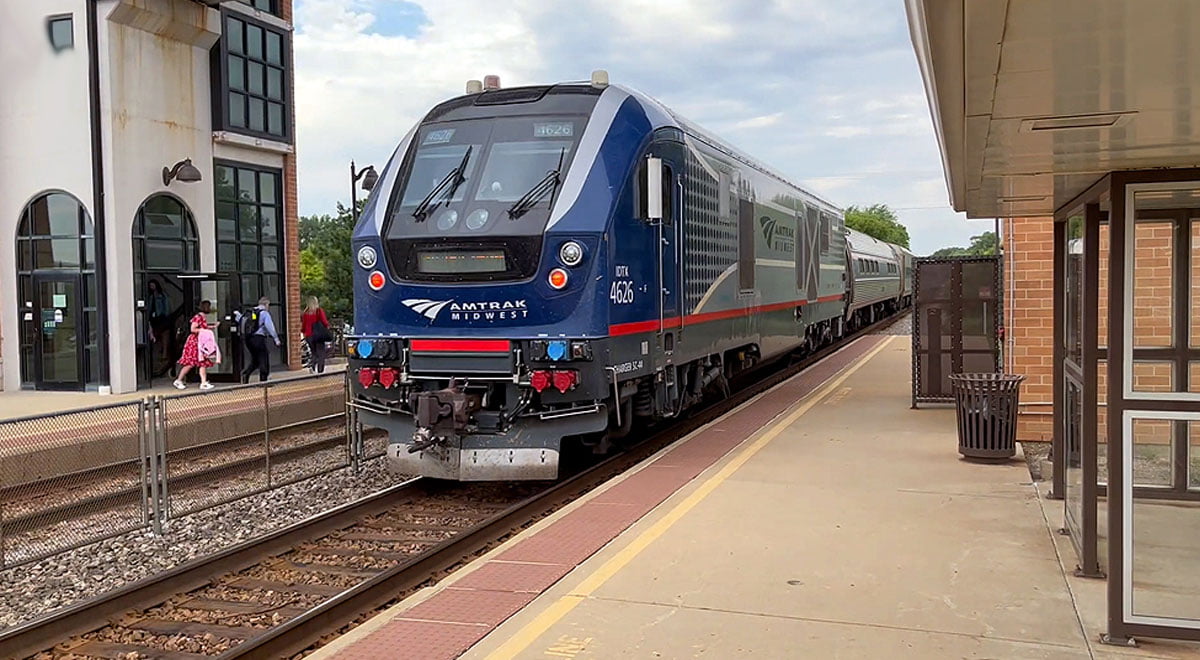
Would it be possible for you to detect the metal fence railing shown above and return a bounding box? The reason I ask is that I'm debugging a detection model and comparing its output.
[0,371,380,570]
[0,400,151,567]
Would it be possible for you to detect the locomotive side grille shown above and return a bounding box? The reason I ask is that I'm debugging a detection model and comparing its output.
[683,148,738,312]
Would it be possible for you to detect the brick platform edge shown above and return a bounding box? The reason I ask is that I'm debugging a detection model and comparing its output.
[329,335,888,660]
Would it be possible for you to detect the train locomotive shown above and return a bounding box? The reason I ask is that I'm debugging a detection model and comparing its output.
[347,72,912,481]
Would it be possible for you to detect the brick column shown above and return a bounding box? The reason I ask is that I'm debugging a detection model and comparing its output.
[1005,216,1055,441]
[284,153,301,368]
[281,0,301,368]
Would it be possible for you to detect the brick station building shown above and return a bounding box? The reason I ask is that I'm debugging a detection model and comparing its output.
[0,0,301,394]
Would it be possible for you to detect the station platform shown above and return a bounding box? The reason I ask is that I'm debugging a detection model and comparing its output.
[311,334,1200,660]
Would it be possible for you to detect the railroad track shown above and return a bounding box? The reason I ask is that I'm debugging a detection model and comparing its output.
[2,312,905,660]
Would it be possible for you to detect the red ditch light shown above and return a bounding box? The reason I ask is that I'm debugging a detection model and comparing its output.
[378,367,398,389]
[357,368,377,388]
[530,370,552,393]
[552,370,577,393]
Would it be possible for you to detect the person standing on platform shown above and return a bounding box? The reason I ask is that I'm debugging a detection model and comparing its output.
[174,300,215,390]
[241,296,281,383]
[301,296,332,374]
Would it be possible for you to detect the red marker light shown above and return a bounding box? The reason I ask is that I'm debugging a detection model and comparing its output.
[378,367,398,389]
[368,270,386,291]
[548,268,568,290]
[357,367,377,388]
[552,369,577,393]
[530,370,552,393]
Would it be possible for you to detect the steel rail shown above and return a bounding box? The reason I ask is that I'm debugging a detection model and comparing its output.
[0,478,424,660]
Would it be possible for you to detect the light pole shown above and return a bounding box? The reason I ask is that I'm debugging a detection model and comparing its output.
[350,161,379,222]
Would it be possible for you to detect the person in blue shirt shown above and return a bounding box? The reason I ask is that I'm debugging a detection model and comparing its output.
[241,296,281,383]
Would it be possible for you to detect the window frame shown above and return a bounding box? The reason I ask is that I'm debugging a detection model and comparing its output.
[47,14,74,52]
[214,160,287,362]
[237,0,280,16]
[212,9,293,142]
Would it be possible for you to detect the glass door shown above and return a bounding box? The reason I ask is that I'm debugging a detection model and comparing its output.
[203,275,242,381]
[179,274,243,383]
[33,273,85,390]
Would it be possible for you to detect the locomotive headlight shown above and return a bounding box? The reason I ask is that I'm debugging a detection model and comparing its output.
[356,245,377,269]
[559,241,584,267]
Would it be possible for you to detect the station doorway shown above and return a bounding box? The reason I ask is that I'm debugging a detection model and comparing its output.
[131,194,245,388]
[135,273,245,388]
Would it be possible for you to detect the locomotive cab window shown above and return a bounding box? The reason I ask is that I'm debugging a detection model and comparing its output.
[383,115,585,281]
[636,157,674,223]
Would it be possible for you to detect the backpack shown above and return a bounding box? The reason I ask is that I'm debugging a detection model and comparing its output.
[310,318,332,343]
[240,307,261,337]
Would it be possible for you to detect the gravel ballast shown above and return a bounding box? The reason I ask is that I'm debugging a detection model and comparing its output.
[0,458,401,631]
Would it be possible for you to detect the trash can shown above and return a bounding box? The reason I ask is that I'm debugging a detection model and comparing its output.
[949,373,1026,459]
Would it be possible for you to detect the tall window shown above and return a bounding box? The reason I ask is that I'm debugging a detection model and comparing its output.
[217,11,290,140]
[215,162,285,357]
[16,192,100,385]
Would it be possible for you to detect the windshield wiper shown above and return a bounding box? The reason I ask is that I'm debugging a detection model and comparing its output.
[507,148,567,220]
[412,145,473,222]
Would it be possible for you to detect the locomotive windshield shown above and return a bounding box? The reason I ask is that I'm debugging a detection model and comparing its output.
[383,114,586,281]
[387,116,584,238]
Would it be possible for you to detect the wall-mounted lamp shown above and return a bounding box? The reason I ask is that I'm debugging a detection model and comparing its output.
[351,161,379,222]
[162,158,202,186]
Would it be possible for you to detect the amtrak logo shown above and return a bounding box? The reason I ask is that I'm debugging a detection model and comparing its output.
[402,298,453,321]
[758,216,795,252]
[402,298,530,322]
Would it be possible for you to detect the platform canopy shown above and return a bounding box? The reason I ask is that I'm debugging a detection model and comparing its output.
[905,0,1200,219]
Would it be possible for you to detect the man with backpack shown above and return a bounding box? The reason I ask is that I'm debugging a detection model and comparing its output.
[240,296,281,383]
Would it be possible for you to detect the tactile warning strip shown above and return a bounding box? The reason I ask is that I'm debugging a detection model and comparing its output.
[332,336,885,660]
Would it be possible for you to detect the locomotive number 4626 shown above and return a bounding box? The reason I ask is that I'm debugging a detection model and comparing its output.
[609,280,635,304]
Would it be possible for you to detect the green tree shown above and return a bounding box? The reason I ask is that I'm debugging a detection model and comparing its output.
[843,204,910,248]
[298,200,364,320]
[929,231,998,257]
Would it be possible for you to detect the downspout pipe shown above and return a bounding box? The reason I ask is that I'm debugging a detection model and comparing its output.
[86,0,110,385]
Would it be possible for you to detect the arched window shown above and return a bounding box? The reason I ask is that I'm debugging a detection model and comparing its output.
[132,194,199,273]
[16,191,100,388]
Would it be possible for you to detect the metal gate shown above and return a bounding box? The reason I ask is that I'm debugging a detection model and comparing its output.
[911,255,1001,406]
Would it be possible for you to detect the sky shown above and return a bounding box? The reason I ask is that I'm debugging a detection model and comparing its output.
[292,0,995,255]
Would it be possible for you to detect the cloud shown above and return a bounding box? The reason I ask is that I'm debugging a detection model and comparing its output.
[291,0,979,255]
[733,112,784,130]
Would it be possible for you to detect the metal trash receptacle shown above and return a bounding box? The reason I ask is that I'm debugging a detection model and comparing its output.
[949,373,1026,459]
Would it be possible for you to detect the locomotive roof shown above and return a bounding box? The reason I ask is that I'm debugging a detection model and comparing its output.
[418,81,843,217]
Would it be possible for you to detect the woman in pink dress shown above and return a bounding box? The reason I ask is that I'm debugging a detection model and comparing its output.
[174,300,215,390]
